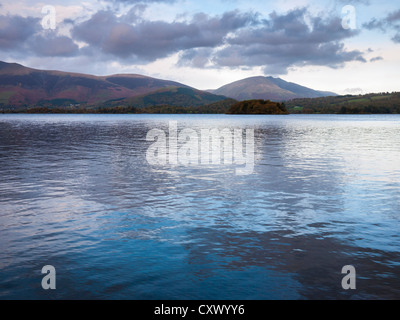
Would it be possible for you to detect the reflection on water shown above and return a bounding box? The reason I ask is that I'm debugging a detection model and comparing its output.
[0,114,399,300]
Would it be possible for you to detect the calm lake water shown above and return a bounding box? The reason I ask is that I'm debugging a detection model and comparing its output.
[0,114,399,300]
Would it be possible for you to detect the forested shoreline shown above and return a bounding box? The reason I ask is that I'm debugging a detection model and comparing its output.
[1,92,399,114]
[286,92,400,114]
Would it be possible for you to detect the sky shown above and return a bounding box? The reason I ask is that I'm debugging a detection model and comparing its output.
[0,0,399,94]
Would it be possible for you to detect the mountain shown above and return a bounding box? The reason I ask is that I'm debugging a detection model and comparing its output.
[97,86,230,110]
[123,87,229,108]
[0,61,227,109]
[0,61,340,112]
[210,76,337,101]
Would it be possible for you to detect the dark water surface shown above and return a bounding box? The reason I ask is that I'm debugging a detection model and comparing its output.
[0,114,399,300]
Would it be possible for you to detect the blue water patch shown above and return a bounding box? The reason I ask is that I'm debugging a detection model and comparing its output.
[0,114,400,299]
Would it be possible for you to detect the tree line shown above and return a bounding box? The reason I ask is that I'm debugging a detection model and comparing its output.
[285,92,400,114]
[2,92,399,114]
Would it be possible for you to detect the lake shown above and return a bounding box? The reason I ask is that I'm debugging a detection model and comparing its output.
[0,114,399,300]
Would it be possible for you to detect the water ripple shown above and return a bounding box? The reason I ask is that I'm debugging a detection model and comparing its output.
[1,114,400,299]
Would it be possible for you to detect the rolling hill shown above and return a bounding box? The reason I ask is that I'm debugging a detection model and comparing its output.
[118,87,228,108]
[1,61,349,113]
[210,76,337,101]
[0,61,229,110]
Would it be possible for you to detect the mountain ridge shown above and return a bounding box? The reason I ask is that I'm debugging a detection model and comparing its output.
[0,61,203,108]
[0,61,337,111]
[210,76,337,101]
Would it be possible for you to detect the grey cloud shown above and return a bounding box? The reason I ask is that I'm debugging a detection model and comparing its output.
[121,4,148,23]
[387,10,400,23]
[107,0,176,2]
[0,14,79,58]
[181,8,366,75]
[71,10,258,61]
[344,87,364,94]
[29,34,79,57]
[336,0,370,4]
[392,33,400,43]
[370,56,383,62]
[1,7,368,74]
[212,42,365,75]
[71,11,118,46]
[102,0,177,7]
[0,15,40,50]
[363,18,386,32]
[178,48,213,68]
[99,0,177,14]
[227,12,358,46]
[72,7,365,74]
[363,9,400,43]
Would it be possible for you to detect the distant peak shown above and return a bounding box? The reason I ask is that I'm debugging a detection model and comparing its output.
[266,76,282,80]
[213,75,337,101]
[0,61,32,74]
[0,61,23,67]
[0,61,15,68]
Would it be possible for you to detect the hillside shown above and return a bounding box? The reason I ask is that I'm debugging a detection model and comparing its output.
[119,87,229,108]
[0,61,213,110]
[1,62,397,115]
[286,92,400,114]
[211,76,337,101]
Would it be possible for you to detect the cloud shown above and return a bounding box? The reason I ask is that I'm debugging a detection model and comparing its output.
[387,10,400,23]
[344,87,364,94]
[0,7,367,75]
[370,56,383,62]
[392,33,400,43]
[363,9,400,43]
[363,18,386,32]
[71,10,258,61]
[0,13,79,58]
[121,4,148,23]
[336,0,370,5]
[178,48,214,68]
[180,8,366,75]
[106,0,177,3]
[0,15,40,50]
[29,34,80,57]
